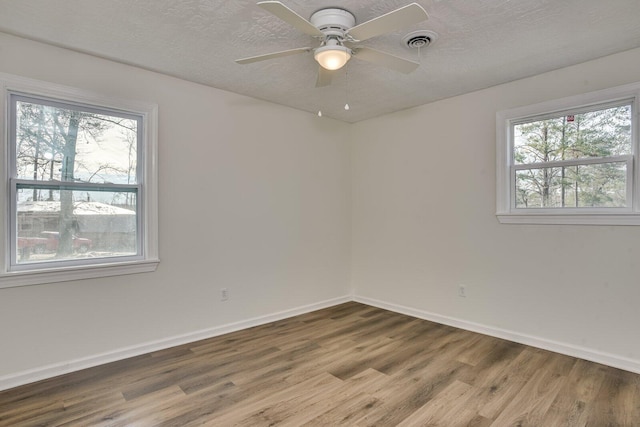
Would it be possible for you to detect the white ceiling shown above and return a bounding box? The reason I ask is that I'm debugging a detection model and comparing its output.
[1,0,640,123]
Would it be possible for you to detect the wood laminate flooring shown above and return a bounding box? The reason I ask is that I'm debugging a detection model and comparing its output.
[1,302,639,426]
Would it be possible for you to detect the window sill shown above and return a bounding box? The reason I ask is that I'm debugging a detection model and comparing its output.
[497,213,640,225]
[0,259,159,289]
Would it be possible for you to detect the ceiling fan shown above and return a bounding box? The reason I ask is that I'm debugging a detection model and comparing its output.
[236,2,429,87]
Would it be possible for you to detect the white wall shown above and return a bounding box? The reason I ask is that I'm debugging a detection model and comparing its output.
[0,33,352,382]
[351,47,640,371]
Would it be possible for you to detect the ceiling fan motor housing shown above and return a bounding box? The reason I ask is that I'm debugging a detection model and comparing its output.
[310,8,356,37]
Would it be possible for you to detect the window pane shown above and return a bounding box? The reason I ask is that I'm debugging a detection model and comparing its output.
[15,99,138,185]
[16,188,137,264]
[515,162,627,208]
[513,104,632,165]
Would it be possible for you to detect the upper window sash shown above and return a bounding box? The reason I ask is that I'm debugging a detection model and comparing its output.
[496,81,640,225]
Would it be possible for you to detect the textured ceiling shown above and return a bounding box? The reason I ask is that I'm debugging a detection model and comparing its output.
[1,0,640,122]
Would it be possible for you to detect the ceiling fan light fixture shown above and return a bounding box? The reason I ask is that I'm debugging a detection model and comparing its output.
[314,44,351,70]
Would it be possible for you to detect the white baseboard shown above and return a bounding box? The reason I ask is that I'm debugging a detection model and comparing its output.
[0,295,352,392]
[3,293,639,392]
[353,295,640,375]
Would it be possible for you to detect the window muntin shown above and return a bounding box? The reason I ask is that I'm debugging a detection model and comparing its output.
[511,102,632,210]
[14,97,139,184]
[9,93,143,269]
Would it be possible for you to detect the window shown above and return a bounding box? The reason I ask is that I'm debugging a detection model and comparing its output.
[496,82,640,225]
[0,73,158,287]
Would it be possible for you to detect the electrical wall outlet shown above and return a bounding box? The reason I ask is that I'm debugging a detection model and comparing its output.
[458,284,467,298]
[221,288,229,301]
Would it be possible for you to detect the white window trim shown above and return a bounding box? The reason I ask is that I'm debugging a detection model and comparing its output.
[496,81,640,225]
[0,73,159,288]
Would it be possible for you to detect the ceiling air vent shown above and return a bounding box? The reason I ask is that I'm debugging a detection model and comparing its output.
[403,30,439,50]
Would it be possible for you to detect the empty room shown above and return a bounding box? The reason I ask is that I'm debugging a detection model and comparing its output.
[0,0,639,425]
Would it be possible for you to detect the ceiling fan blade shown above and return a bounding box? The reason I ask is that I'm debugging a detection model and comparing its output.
[347,3,429,41]
[257,1,324,37]
[315,66,334,87]
[353,47,419,74]
[235,47,311,64]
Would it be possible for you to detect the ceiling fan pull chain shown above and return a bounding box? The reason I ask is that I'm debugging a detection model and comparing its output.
[344,64,350,111]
